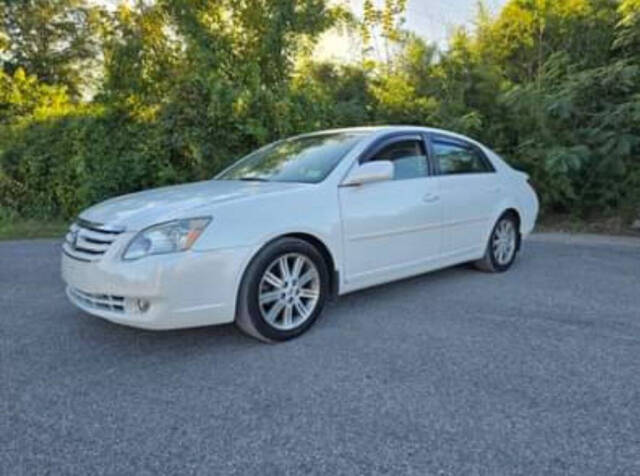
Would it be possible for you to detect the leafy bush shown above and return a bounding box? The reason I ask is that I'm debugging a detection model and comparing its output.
[1,0,639,222]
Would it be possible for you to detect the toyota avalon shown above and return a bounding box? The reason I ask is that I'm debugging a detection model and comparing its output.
[61,126,539,342]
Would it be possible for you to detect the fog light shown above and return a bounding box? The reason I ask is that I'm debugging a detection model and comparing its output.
[136,299,150,313]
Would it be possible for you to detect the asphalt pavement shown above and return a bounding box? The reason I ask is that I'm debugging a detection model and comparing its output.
[1,234,639,475]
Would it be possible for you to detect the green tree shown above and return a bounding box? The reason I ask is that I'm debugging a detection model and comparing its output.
[0,67,72,124]
[0,0,102,99]
[2,0,640,222]
[615,0,640,53]
[360,0,407,67]
[99,2,182,116]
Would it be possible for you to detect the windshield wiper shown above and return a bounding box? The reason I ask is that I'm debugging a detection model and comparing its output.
[238,177,269,182]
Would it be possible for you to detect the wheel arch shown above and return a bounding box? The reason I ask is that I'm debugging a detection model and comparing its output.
[502,207,521,228]
[237,231,340,305]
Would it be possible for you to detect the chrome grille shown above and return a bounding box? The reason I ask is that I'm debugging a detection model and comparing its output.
[63,218,124,262]
[68,287,125,313]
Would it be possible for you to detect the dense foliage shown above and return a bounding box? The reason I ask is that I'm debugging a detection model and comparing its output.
[1,0,639,221]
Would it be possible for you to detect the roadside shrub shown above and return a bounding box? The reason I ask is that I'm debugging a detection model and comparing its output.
[1,0,640,223]
[0,111,176,219]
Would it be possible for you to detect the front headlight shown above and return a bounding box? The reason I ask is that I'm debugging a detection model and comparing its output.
[123,217,211,261]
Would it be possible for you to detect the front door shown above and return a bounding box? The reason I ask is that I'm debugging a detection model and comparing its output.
[338,135,443,289]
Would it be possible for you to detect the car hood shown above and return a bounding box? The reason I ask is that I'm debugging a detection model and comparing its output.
[79,180,306,230]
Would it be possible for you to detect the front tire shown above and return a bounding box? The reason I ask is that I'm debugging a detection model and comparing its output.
[235,238,330,342]
[475,213,519,273]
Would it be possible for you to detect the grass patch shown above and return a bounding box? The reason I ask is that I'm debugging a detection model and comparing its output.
[538,213,640,236]
[0,219,68,241]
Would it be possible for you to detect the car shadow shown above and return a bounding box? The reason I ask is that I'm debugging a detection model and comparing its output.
[68,310,259,362]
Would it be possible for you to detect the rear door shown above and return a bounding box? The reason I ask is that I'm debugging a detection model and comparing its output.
[429,134,499,258]
[338,134,443,288]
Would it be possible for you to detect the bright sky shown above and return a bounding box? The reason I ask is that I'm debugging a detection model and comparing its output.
[317,0,507,62]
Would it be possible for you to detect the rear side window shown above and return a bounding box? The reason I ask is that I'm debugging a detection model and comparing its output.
[432,140,493,175]
[370,139,428,180]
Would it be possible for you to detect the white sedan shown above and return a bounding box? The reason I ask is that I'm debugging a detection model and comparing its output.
[62,126,538,341]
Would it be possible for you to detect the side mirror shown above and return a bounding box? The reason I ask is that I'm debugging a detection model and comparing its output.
[342,161,394,186]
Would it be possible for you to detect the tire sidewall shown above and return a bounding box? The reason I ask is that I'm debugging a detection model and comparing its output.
[238,238,330,342]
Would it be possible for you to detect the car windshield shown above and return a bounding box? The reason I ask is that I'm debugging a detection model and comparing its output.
[217,132,365,184]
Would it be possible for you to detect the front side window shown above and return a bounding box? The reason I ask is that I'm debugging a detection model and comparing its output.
[217,133,365,184]
[433,141,493,175]
[370,139,428,180]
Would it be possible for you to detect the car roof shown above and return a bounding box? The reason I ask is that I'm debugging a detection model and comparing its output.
[298,126,512,174]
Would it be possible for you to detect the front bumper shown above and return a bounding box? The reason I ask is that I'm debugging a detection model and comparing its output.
[61,242,253,330]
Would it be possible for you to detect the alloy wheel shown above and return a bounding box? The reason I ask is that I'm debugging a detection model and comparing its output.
[492,218,517,266]
[258,253,321,331]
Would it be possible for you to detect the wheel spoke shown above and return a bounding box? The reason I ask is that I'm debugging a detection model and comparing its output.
[293,298,309,319]
[278,256,291,281]
[263,271,284,289]
[259,290,282,304]
[291,256,304,279]
[299,288,319,299]
[283,304,293,327]
[265,300,285,323]
[298,271,314,287]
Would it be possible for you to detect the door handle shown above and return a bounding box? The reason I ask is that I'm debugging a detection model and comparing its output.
[423,193,440,203]
[486,186,501,193]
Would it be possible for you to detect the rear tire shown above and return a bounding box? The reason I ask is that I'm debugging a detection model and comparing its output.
[475,213,520,273]
[235,238,330,342]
